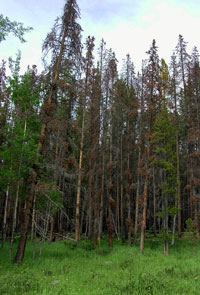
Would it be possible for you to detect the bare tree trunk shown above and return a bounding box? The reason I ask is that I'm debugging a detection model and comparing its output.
[49,217,54,242]
[172,213,176,246]
[176,134,181,237]
[127,195,131,246]
[134,147,141,243]
[140,143,150,253]
[1,187,9,249]
[120,135,124,243]
[88,193,93,239]
[108,107,113,248]
[116,178,120,237]
[99,150,105,238]
[153,166,156,236]
[80,191,87,237]
[31,193,36,242]
[9,183,20,256]
[10,119,27,256]
[93,194,98,246]
[75,105,85,242]
[140,173,149,252]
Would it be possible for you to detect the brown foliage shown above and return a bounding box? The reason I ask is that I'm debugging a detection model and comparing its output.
[61,142,68,153]
[107,162,112,172]
[61,158,68,169]
[184,184,191,191]
[106,217,113,234]
[71,121,79,134]
[128,109,137,119]
[43,116,52,124]
[125,168,132,181]
[107,183,113,193]
[125,218,134,233]
[130,183,136,190]
[125,193,130,200]
[36,182,49,194]
[42,101,55,115]
[125,186,131,193]
[67,155,77,169]
[109,196,116,208]
[138,195,144,208]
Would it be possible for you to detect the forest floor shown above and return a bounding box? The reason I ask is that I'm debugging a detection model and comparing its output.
[0,235,200,295]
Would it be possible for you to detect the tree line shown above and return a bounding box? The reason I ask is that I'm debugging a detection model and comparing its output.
[1,0,200,263]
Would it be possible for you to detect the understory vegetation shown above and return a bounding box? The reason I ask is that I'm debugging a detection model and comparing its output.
[1,237,200,295]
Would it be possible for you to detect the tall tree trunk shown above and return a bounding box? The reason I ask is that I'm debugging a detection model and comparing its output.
[9,183,20,256]
[120,134,124,243]
[108,107,113,248]
[153,166,157,236]
[75,105,85,242]
[49,217,54,242]
[176,134,181,237]
[10,118,27,255]
[134,147,141,243]
[87,193,93,239]
[163,175,169,255]
[99,150,105,238]
[31,193,36,242]
[1,187,9,249]
[13,26,68,264]
[140,142,150,253]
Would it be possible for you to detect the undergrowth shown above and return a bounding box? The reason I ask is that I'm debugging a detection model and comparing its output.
[0,236,200,294]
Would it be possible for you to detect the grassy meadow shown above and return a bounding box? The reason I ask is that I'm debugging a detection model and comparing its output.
[0,236,200,295]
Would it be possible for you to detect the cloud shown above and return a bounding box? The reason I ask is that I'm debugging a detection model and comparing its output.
[80,0,200,71]
[79,0,140,24]
[1,0,200,75]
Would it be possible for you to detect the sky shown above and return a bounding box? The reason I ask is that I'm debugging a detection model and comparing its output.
[1,0,200,74]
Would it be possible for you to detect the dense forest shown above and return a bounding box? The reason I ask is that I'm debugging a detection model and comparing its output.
[1,0,200,264]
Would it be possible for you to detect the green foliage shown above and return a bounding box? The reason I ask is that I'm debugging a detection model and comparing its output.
[0,271,40,294]
[155,211,163,218]
[0,14,32,43]
[1,239,200,295]
[167,206,179,216]
[185,218,195,233]
[151,99,177,210]
[157,227,171,241]
[0,55,41,192]
[155,206,178,219]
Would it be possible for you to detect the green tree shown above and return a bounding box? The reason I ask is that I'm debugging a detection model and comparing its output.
[14,0,82,264]
[0,14,32,43]
[0,55,41,250]
[151,100,177,254]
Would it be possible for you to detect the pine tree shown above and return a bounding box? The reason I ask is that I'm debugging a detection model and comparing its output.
[151,100,177,254]
[13,0,82,264]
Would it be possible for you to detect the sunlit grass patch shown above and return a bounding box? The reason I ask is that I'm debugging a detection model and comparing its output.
[1,237,200,294]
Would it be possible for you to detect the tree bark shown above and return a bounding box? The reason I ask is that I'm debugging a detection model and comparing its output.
[13,26,68,264]
[1,187,9,249]
[140,142,150,253]
[75,105,85,242]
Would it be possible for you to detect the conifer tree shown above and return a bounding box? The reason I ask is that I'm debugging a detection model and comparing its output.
[140,40,160,252]
[151,100,177,254]
[75,36,95,242]
[13,0,82,263]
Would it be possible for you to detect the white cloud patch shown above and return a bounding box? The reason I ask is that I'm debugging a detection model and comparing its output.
[80,0,200,71]
[1,0,200,74]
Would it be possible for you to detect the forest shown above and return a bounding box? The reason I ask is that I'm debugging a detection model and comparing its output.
[1,0,200,273]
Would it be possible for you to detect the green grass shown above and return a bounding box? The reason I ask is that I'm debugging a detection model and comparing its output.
[0,236,200,294]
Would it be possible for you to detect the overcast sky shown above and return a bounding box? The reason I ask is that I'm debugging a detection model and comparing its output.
[1,0,200,73]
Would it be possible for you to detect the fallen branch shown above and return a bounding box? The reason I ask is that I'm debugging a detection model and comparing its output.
[54,232,76,242]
